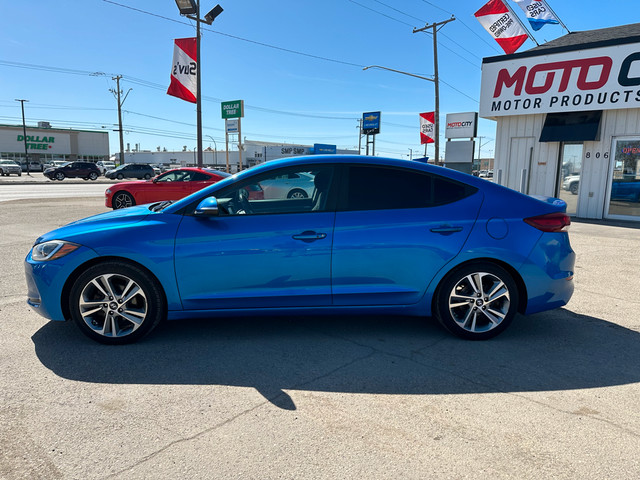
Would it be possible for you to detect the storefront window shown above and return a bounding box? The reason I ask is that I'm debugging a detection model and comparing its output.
[557,143,583,216]
[607,138,640,219]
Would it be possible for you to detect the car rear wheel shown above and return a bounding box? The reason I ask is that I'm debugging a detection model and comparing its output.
[570,183,579,195]
[69,262,166,345]
[89,171,98,181]
[55,172,65,181]
[144,173,151,180]
[112,191,135,209]
[434,263,519,340]
[287,189,308,199]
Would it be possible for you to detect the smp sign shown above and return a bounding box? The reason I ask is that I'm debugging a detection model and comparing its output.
[221,100,244,119]
[362,111,381,135]
[480,41,640,117]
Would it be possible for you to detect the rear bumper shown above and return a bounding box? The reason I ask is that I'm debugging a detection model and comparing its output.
[520,232,575,314]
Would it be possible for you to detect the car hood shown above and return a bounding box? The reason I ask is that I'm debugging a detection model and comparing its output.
[34,205,152,245]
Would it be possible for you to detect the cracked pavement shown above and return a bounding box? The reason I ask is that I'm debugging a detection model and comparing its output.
[1,197,639,479]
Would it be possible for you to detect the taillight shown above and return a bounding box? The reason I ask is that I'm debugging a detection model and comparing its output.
[524,212,571,232]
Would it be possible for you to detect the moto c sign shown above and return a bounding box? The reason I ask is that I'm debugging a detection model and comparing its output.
[480,41,640,117]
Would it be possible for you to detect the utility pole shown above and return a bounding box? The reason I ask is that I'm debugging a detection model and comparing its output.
[110,75,131,165]
[413,16,455,166]
[357,119,363,155]
[15,99,30,176]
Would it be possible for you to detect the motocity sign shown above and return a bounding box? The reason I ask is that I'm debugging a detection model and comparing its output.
[445,112,478,139]
[480,41,640,117]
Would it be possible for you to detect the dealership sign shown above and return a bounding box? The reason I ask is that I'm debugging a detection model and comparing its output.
[445,112,478,139]
[480,41,640,117]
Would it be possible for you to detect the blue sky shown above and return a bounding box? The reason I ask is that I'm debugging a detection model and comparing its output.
[0,0,634,160]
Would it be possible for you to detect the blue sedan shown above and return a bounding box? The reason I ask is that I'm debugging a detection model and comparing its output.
[25,156,575,344]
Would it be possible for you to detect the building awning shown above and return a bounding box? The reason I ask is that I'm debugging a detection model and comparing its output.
[539,110,602,142]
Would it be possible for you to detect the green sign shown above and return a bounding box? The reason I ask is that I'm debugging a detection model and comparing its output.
[221,100,244,119]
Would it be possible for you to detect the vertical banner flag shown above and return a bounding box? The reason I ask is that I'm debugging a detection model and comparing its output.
[167,37,197,103]
[513,0,559,31]
[474,0,529,54]
[420,112,435,145]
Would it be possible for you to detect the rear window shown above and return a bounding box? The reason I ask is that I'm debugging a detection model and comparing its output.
[343,165,477,211]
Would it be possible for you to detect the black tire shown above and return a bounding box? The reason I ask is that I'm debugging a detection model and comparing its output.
[434,262,519,340]
[570,183,579,195]
[18,172,21,177]
[287,189,308,199]
[112,191,135,209]
[55,171,65,181]
[117,173,124,180]
[144,173,151,180]
[89,171,98,181]
[69,261,166,345]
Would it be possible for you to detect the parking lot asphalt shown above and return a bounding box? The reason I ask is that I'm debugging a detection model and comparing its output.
[1,196,639,479]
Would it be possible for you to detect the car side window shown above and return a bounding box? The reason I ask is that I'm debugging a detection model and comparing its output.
[216,166,334,216]
[190,172,209,181]
[342,166,476,211]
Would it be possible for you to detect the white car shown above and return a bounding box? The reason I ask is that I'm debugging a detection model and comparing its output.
[259,172,315,199]
[0,159,22,176]
[96,161,116,175]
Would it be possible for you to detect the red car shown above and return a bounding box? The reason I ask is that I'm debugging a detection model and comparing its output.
[105,167,233,209]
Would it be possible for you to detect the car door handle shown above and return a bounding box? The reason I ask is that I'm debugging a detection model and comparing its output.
[292,231,327,243]
[430,225,463,234]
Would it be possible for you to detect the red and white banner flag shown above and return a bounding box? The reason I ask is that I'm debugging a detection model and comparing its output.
[474,0,528,54]
[419,112,435,145]
[167,37,197,103]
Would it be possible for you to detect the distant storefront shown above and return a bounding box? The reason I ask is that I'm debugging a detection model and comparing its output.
[0,123,109,170]
[480,23,640,222]
[124,140,358,172]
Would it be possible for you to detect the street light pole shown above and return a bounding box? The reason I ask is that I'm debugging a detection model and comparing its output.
[413,16,456,166]
[174,1,223,169]
[363,65,435,160]
[15,99,30,176]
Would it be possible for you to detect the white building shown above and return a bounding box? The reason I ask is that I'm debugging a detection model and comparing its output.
[0,123,109,169]
[123,140,358,172]
[480,23,640,222]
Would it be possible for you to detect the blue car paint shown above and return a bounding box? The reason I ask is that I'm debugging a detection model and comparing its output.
[25,155,575,327]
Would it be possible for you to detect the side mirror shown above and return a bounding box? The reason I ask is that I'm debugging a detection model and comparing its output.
[152,177,158,183]
[194,196,219,216]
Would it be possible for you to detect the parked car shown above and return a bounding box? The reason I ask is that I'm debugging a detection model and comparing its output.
[25,155,575,345]
[611,177,640,202]
[43,160,70,170]
[105,163,155,180]
[43,161,100,181]
[0,159,22,176]
[562,174,580,195]
[96,161,116,175]
[19,160,43,172]
[259,171,315,198]
[105,167,232,209]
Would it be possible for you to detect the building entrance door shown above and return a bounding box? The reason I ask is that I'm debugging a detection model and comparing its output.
[557,143,583,216]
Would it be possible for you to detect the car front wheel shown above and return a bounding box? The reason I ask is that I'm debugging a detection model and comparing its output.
[55,172,65,181]
[434,263,519,340]
[117,173,124,180]
[112,191,135,209]
[69,262,166,345]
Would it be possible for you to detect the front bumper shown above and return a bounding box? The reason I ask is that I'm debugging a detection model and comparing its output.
[24,246,99,321]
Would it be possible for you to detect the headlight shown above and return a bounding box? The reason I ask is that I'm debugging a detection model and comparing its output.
[32,240,80,261]
[106,188,111,194]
